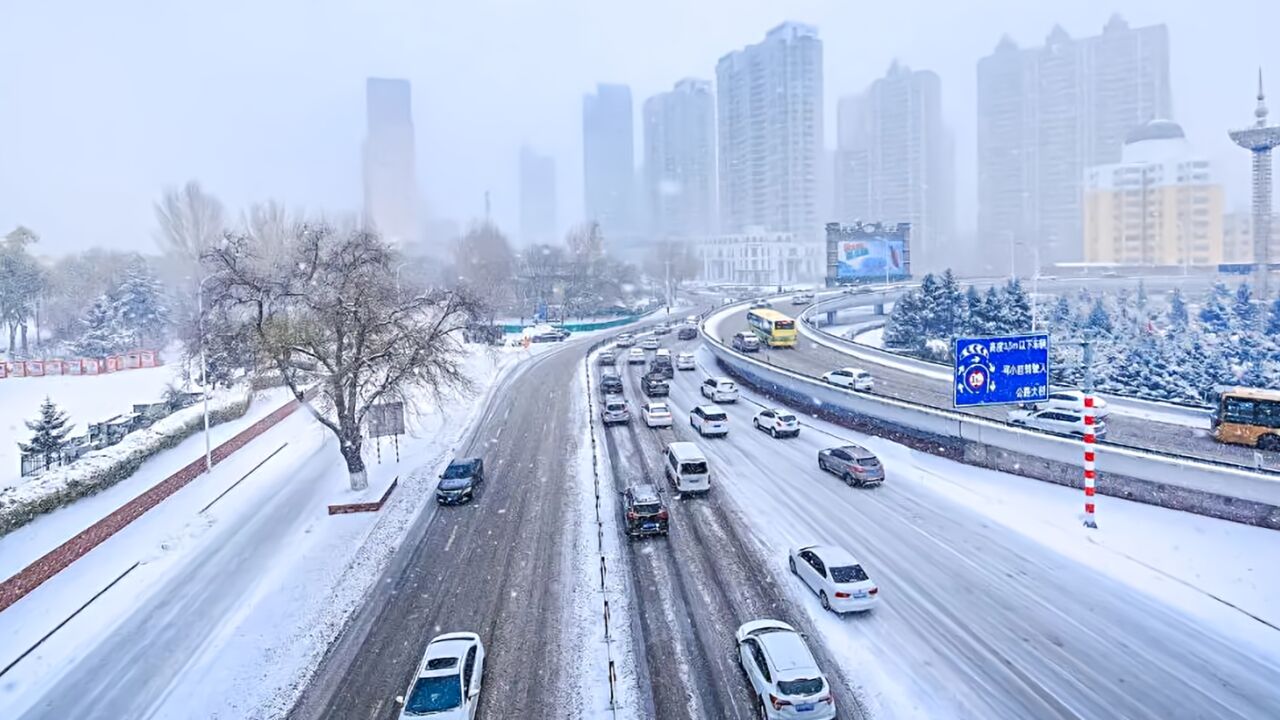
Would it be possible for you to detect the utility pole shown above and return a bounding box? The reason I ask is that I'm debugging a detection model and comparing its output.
[1081,331,1099,529]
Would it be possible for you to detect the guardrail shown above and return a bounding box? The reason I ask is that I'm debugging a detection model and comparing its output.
[702,300,1280,529]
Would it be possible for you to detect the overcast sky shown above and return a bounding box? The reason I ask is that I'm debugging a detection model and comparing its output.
[3,0,1278,256]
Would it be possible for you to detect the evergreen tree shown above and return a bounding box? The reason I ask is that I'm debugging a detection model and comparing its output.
[937,270,964,337]
[979,286,1002,335]
[1136,280,1149,314]
[1268,295,1280,336]
[75,294,126,358]
[916,273,943,338]
[18,396,74,467]
[1168,288,1189,329]
[1050,295,1073,328]
[1002,278,1032,331]
[883,291,923,349]
[1085,298,1113,334]
[113,256,169,348]
[1198,286,1231,333]
[963,285,984,335]
[1232,282,1256,329]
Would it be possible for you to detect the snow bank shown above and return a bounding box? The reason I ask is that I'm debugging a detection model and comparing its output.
[0,385,252,535]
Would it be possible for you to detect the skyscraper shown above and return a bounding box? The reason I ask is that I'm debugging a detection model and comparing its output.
[363,77,419,246]
[834,63,954,270]
[977,16,1171,270]
[519,146,557,246]
[716,22,823,238]
[583,84,635,236]
[643,78,716,238]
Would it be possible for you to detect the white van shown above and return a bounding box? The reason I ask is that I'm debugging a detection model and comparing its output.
[664,441,710,494]
[700,376,739,403]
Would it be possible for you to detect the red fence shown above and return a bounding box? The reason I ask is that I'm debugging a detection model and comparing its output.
[0,349,162,380]
[0,395,301,613]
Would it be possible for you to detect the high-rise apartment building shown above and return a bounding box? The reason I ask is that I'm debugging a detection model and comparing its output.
[519,146,557,246]
[1083,120,1223,267]
[717,22,823,238]
[583,84,635,236]
[978,16,1172,270]
[363,77,419,245]
[834,63,954,271]
[643,78,717,239]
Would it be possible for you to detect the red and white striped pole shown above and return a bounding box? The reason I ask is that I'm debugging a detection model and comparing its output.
[1081,332,1098,529]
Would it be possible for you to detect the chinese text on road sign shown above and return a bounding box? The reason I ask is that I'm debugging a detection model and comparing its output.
[953,333,1050,407]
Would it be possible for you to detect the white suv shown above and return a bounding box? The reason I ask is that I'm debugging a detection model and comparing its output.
[822,367,873,391]
[735,620,836,719]
[1034,389,1111,419]
[690,405,729,437]
[675,352,696,371]
[700,376,739,403]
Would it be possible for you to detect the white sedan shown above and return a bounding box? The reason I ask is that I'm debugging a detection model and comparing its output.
[1033,389,1111,419]
[642,401,673,428]
[628,348,646,364]
[675,352,696,371]
[752,408,800,438]
[788,545,879,613]
[398,632,485,719]
[639,336,661,350]
[822,367,873,391]
[1007,407,1108,439]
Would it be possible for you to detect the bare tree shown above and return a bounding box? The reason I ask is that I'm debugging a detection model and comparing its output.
[204,223,479,490]
[453,221,515,321]
[154,181,226,264]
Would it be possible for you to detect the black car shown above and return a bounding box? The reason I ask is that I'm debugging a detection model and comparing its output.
[641,373,670,397]
[649,358,674,380]
[599,372,624,395]
[437,457,485,504]
[623,484,669,538]
[677,326,698,341]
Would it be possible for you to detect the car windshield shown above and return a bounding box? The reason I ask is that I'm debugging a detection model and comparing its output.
[778,677,825,697]
[442,463,474,479]
[830,565,869,583]
[404,675,462,714]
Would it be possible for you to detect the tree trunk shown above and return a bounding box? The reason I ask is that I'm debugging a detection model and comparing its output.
[20,322,28,354]
[6,322,14,354]
[339,435,368,491]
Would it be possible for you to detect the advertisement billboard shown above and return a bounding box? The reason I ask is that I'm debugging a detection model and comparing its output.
[953,333,1051,407]
[834,237,907,281]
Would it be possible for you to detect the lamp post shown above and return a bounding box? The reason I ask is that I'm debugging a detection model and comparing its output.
[196,273,220,473]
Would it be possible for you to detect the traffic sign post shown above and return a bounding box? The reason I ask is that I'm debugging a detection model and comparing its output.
[1081,332,1099,529]
[953,333,1050,408]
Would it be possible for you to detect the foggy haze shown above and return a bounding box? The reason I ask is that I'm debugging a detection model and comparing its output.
[2,0,1277,256]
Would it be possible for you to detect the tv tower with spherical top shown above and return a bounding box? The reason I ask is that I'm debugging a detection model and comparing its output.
[1230,69,1280,309]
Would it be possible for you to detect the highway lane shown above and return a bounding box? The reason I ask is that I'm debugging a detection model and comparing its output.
[712,302,1280,473]
[655,334,1280,719]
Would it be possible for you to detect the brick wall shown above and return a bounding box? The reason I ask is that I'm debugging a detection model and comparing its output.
[0,397,303,613]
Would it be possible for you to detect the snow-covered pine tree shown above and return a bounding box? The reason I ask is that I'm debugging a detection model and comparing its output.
[938,269,964,337]
[113,256,169,348]
[1268,295,1280,336]
[1002,278,1032,332]
[18,396,74,467]
[979,286,1002,335]
[1167,288,1189,329]
[1136,280,1148,314]
[963,285,983,335]
[916,273,943,339]
[75,294,126,358]
[883,290,923,349]
[1085,298,1113,334]
[1050,295,1073,329]
[1198,285,1231,333]
[1231,282,1256,330]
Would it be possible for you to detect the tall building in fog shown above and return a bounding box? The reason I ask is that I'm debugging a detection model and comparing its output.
[835,62,953,270]
[643,78,717,238]
[717,22,823,238]
[977,16,1171,270]
[363,78,419,245]
[583,84,635,236]
[519,146,557,246]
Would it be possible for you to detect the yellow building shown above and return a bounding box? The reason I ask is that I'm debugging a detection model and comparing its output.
[1083,119,1224,267]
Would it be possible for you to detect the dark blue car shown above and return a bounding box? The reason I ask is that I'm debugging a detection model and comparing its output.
[436,457,485,505]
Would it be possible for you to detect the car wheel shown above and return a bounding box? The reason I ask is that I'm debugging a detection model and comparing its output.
[1260,435,1280,451]
[843,471,855,487]
[753,418,760,430]
[820,591,831,611]
[769,427,777,438]
[788,556,797,575]
[759,697,770,720]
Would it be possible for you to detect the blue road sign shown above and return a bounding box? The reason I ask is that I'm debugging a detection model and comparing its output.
[953,333,1050,407]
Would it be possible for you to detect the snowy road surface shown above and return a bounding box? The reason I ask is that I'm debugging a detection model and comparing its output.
[714,303,1280,473]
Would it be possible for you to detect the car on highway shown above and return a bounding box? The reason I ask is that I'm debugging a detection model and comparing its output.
[735,620,836,720]
[641,372,670,397]
[817,444,884,486]
[790,292,815,305]
[628,348,646,364]
[640,336,661,350]
[1008,407,1108,439]
[675,352,696,371]
[650,348,674,378]
[749,298,771,309]
[842,285,872,295]
[677,326,698,341]
[623,484,669,538]
[664,441,710,494]
[599,372,624,395]
[641,401,673,428]
[1031,389,1111,419]
[686,314,699,325]
[436,457,486,505]
[690,404,729,437]
[601,396,631,425]
[700,376,739,403]
[615,333,635,347]
[752,408,800,438]
[822,367,873,391]
[788,545,878,613]
[398,631,485,719]
[653,322,671,336]
[732,331,762,353]
[598,349,616,366]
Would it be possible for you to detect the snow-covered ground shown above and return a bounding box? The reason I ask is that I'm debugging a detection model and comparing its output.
[854,326,884,347]
[0,363,183,490]
[0,347,525,719]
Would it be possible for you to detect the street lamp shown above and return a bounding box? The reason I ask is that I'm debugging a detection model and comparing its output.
[196,272,226,474]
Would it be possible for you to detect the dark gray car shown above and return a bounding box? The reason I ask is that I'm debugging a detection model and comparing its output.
[817,445,884,487]
[437,457,485,504]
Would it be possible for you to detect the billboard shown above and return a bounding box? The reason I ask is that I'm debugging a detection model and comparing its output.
[953,333,1050,407]
[834,237,907,281]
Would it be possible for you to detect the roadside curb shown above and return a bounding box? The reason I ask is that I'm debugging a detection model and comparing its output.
[327,477,399,515]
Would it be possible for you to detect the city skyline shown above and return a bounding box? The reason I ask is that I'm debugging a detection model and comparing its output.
[362,77,418,247]
[582,83,636,238]
[518,146,557,247]
[642,78,717,239]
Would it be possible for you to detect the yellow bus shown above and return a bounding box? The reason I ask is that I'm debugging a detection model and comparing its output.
[747,308,798,348]
[1212,387,1280,450]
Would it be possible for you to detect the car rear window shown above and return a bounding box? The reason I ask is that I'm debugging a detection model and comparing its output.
[777,677,824,696]
[703,411,727,421]
[680,461,708,474]
[632,502,662,515]
[775,320,795,330]
[607,402,626,412]
[779,414,797,423]
[856,455,879,466]
[720,382,736,391]
[830,565,869,583]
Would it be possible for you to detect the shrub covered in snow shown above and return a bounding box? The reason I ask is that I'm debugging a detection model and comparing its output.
[0,384,252,536]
